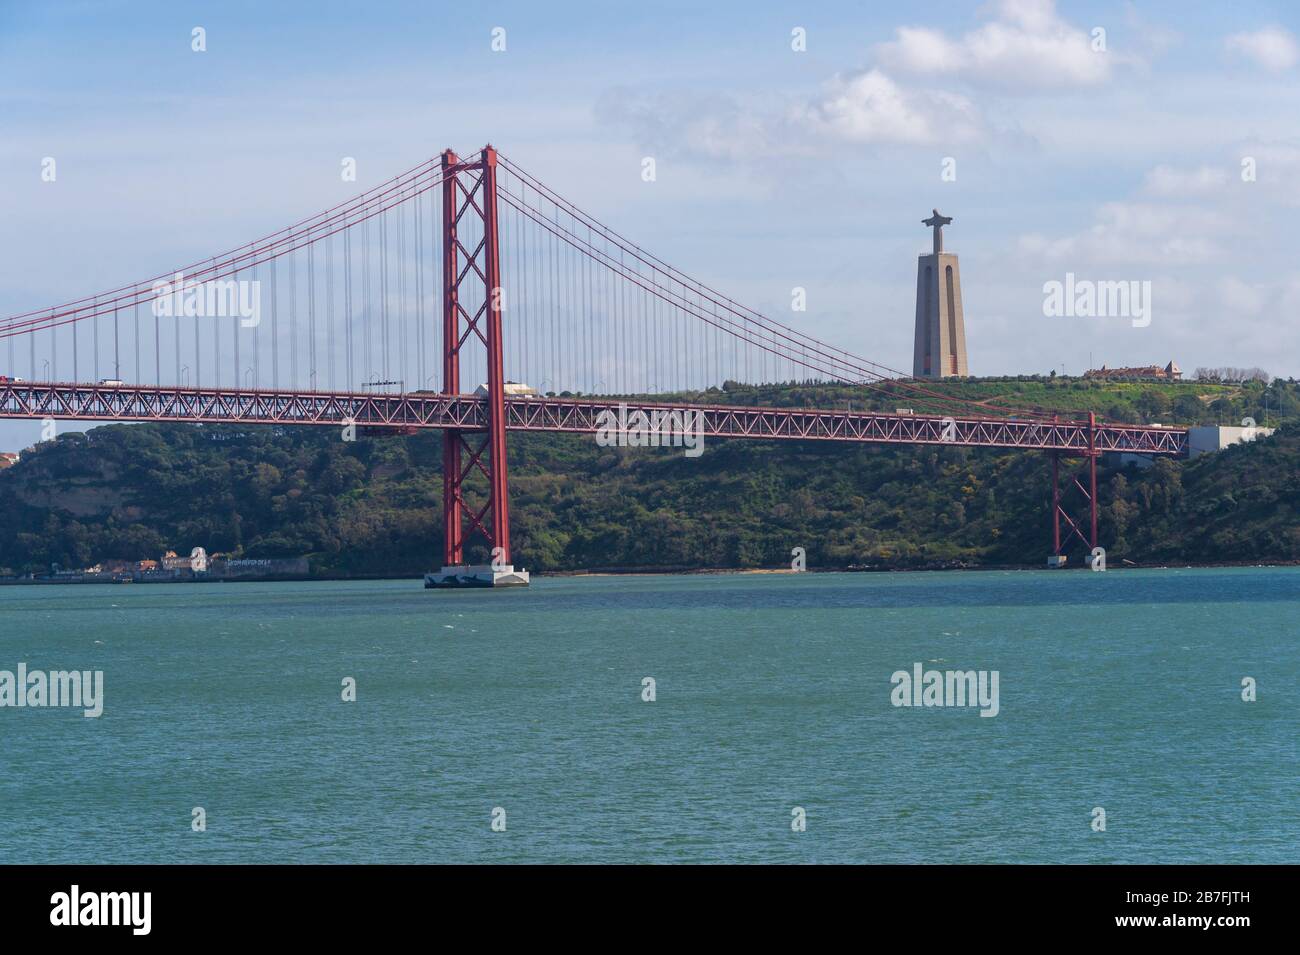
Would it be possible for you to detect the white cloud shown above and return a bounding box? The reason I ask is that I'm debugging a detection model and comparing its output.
[1217,276,1267,314]
[798,69,986,146]
[875,0,1113,90]
[1121,5,1182,60]
[594,89,807,165]
[1241,141,1300,166]
[1230,140,1300,205]
[599,68,992,161]
[1143,164,1229,197]
[1017,202,1232,266]
[1003,148,1300,372]
[1225,27,1299,73]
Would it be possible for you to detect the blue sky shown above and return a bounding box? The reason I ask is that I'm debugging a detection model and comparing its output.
[3,0,1300,447]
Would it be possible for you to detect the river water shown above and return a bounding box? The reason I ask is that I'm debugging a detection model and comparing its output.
[1,568,1295,863]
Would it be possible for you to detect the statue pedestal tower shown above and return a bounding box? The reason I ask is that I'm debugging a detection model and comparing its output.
[912,210,968,379]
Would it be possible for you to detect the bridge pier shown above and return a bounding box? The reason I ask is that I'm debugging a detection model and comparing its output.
[1047,412,1099,568]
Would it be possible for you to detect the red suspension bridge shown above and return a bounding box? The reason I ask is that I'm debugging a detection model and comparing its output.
[0,145,1187,581]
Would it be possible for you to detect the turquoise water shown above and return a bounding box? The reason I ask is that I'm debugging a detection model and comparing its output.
[0,568,1295,864]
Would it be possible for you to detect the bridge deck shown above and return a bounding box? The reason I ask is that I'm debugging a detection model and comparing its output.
[0,382,1188,456]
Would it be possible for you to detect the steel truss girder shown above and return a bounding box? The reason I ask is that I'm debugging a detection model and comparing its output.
[500,397,1189,456]
[0,386,1189,456]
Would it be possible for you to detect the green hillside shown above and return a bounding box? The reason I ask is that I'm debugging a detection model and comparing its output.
[1,377,1297,576]
[665,374,1297,427]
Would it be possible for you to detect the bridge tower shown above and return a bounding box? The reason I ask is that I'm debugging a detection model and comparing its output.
[425,146,528,589]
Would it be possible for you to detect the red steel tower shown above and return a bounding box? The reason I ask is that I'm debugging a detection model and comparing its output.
[428,146,525,588]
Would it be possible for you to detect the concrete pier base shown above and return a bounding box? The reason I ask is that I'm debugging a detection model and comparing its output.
[424,564,530,589]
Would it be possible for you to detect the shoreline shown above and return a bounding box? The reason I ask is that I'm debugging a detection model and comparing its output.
[541,560,1300,576]
[2,559,1297,585]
